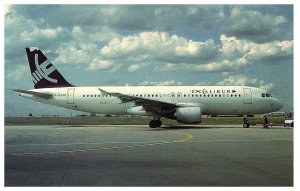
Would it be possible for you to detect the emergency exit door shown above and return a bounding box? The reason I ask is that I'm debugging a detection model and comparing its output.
[243,88,252,104]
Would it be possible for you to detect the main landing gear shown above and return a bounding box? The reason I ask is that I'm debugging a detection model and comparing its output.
[149,119,162,128]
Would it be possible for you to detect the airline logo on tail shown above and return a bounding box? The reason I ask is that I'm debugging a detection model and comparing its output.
[26,47,74,89]
[31,53,57,84]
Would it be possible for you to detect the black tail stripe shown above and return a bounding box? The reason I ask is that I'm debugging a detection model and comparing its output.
[26,47,74,89]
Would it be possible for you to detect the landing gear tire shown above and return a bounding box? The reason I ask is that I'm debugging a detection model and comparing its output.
[243,123,250,128]
[149,120,157,128]
[156,120,162,127]
[149,119,162,128]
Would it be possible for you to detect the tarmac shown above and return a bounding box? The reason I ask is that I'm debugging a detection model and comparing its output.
[5,125,293,186]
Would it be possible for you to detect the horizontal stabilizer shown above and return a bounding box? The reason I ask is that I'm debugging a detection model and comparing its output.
[13,89,53,99]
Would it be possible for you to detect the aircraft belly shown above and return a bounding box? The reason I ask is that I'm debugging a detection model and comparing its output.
[204,102,233,115]
[95,104,127,114]
[76,100,128,115]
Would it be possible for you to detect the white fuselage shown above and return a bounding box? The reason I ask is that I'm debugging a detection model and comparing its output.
[19,86,283,116]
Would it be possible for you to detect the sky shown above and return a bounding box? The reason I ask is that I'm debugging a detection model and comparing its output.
[4,4,294,116]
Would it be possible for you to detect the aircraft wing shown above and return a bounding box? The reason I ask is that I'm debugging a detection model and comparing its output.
[99,88,179,113]
[13,89,53,99]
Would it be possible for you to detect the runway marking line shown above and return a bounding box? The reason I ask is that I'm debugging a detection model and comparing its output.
[9,132,193,156]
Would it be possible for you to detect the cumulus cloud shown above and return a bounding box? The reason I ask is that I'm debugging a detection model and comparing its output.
[191,57,248,72]
[159,34,293,73]
[54,43,97,65]
[138,80,183,86]
[5,5,293,76]
[88,59,119,71]
[224,7,288,42]
[217,75,274,91]
[7,64,28,81]
[99,31,219,64]
[20,27,65,42]
[128,64,148,72]
[220,35,293,63]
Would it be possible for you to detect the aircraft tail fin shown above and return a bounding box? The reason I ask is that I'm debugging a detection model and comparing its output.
[26,47,74,89]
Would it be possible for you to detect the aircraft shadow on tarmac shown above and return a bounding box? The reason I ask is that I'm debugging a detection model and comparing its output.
[157,125,290,130]
[154,125,222,130]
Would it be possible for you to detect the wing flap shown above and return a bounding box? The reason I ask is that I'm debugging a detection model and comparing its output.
[99,88,177,110]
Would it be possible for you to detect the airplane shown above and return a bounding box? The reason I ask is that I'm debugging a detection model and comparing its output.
[13,47,283,128]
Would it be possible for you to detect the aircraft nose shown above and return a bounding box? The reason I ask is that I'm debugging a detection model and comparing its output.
[272,98,283,111]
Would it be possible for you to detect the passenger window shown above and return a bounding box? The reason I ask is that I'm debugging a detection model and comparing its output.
[262,93,265,97]
[83,95,85,97]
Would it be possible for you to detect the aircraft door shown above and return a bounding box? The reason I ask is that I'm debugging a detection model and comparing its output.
[243,88,252,104]
[67,88,75,104]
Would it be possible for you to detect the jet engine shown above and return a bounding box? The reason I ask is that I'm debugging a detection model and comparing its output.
[175,107,202,124]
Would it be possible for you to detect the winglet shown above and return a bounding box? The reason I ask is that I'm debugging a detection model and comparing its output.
[98,88,108,94]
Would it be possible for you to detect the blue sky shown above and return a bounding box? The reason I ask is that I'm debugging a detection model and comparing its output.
[4,4,294,116]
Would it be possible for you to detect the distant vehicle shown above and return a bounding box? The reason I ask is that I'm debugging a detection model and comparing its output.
[267,112,285,117]
[14,47,283,128]
[284,112,294,127]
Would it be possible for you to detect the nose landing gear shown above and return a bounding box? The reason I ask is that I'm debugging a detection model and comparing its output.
[243,115,250,128]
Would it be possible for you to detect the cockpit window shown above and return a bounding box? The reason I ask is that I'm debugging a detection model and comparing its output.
[262,93,272,97]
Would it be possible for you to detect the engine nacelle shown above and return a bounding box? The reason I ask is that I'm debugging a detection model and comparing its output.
[175,107,202,124]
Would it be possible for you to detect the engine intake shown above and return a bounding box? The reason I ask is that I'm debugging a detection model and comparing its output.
[175,107,202,124]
